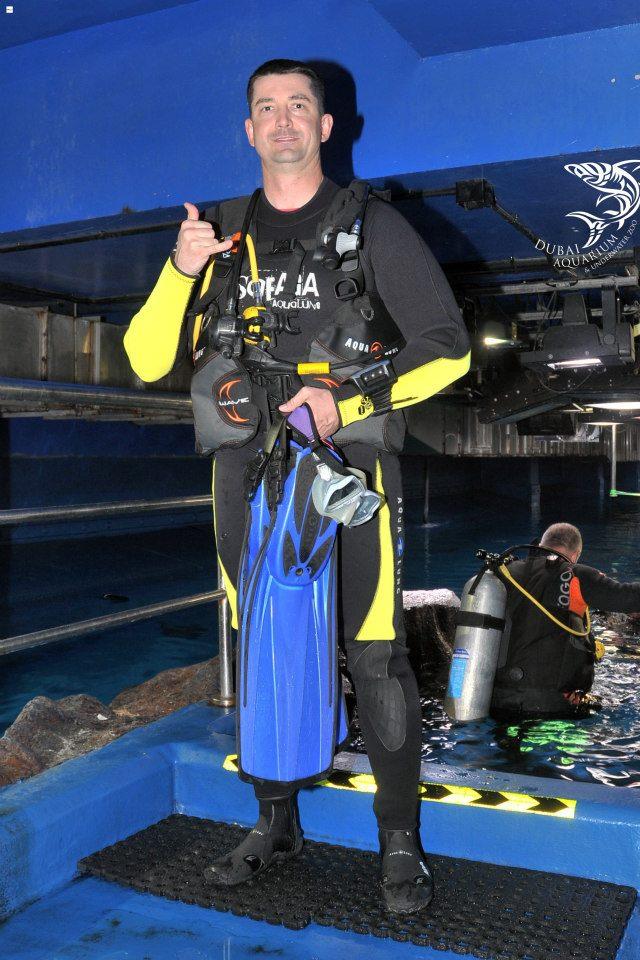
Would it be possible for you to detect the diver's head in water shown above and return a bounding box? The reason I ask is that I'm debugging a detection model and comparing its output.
[540,522,582,564]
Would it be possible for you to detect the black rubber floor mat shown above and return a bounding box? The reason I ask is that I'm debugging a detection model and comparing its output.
[79,815,635,960]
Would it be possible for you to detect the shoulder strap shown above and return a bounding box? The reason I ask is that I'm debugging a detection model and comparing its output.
[317,179,371,236]
[203,194,252,232]
[188,193,255,320]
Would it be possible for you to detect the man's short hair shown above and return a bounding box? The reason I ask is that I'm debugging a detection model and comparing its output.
[247,59,325,114]
[540,523,583,557]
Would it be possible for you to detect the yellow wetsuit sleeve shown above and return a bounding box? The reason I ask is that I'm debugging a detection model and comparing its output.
[123,258,198,382]
[335,350,471,428]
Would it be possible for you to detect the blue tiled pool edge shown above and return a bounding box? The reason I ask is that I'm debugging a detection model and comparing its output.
[0,702,639,954]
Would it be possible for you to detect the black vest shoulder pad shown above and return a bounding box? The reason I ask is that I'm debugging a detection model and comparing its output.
[202,195,251,236]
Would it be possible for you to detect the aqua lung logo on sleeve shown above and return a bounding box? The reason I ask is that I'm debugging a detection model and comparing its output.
[216,378,251,425]
[344,338,371,353]
[536,159,640,273]
[346,340,400,357]
[237,271,321,312]
[344,338,383,354]
[395,497,404,595]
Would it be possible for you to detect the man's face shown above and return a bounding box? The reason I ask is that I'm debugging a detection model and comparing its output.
[245,73,333,171]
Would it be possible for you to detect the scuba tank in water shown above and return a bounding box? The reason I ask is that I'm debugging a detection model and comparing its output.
[444,550,507,722]
[445,543,597,722]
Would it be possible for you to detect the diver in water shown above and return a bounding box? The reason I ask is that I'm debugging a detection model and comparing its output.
[491,522,640,719]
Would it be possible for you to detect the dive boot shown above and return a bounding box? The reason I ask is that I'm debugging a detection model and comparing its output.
[203,796,303,886]
[379,828,433,914]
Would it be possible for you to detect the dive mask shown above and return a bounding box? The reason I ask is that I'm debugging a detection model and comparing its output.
[311,460,384,528]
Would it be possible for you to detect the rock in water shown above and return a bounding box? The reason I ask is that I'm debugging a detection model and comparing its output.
[2,695,139,772]
[109,659,219,721]
[0,739,42,788]
[0,661,222,789]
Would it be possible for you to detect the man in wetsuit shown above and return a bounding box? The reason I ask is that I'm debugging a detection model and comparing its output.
[125,59,471,913]
[491,522,640,719]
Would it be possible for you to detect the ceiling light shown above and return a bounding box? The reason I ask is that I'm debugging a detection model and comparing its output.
[480,320,515,348]
[547,358,603,370]
[520,289,635,371]
[591,401,640,410]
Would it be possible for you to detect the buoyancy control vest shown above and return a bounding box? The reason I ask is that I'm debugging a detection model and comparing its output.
[491,555,596,717]
[188,180,407,456]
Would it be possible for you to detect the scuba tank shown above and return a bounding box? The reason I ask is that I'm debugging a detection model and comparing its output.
[444,550,507,722]
[445,543,597,722]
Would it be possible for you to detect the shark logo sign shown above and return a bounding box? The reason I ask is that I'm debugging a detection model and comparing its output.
[535,158,640,272]
[565,161,640,249]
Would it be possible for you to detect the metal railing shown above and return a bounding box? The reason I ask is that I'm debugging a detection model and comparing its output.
[0,495,212,526]
[0,495,235,707]
[0,377,192,414]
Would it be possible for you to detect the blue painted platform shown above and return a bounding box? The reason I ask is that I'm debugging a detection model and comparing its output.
[0,702,639,959]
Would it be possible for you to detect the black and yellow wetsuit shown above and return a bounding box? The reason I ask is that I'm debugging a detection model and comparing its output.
[125,178,471,828]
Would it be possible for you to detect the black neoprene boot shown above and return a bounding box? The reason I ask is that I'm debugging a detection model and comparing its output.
[379,828,433,914]
[203,796,303,886]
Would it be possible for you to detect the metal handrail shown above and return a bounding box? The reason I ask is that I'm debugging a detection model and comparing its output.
[0,590,224,657]
[0,494,235,705]
[0,495,212,526]
[0,377,192,413]
[211,561,234,708]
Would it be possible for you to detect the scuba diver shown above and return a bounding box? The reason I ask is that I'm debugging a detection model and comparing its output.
[446,522,640,723]
[124,58,471,914]
[491,522,640,718]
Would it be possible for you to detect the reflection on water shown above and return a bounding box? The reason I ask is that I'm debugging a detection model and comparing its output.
[419,641,640,789]
[405,493,640,788]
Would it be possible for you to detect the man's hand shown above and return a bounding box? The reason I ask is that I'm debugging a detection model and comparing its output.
[562,690,585,706]
[174,202,234,276]
[279,386,340,439]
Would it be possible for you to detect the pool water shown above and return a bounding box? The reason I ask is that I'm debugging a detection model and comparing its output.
[0,524,219,732]
[2,484,640,788]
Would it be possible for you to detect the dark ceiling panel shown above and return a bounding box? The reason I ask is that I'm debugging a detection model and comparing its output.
[367,0,640,57]
[0,0,198,51]
[5,1,639,56]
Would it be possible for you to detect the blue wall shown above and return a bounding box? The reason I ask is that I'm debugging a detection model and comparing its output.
[1,2,639,232]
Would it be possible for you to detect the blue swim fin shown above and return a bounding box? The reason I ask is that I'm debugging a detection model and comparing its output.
[237,432,348,788]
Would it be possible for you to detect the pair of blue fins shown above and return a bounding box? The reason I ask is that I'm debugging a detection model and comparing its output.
[236,405,379,788]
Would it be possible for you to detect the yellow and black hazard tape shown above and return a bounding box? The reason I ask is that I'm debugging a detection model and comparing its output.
[222,755,576,819]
